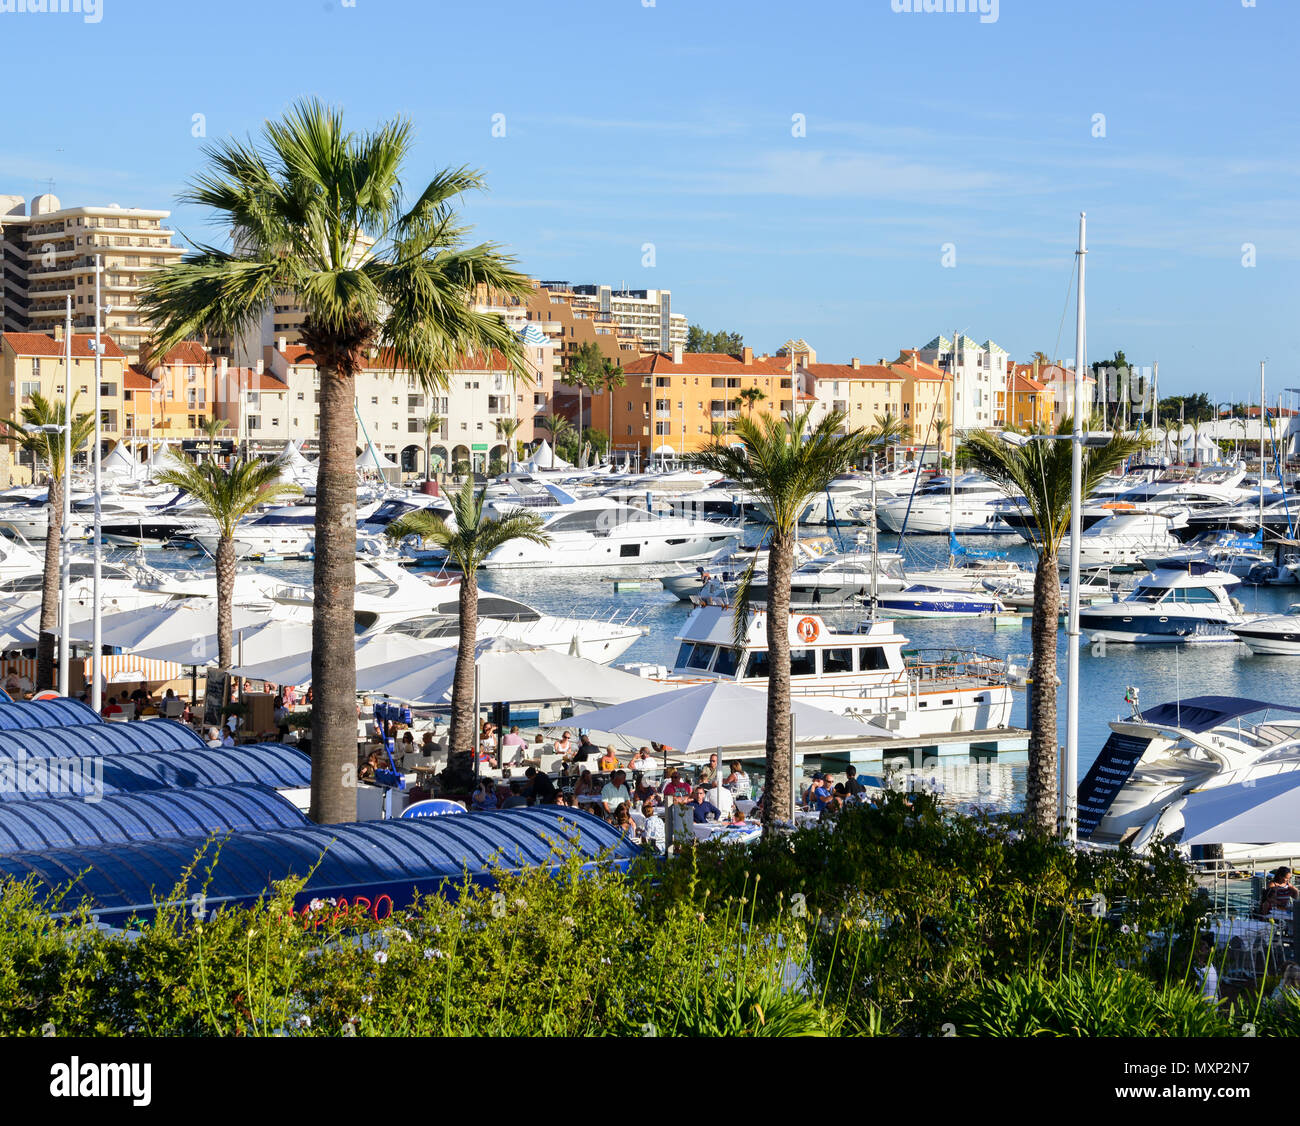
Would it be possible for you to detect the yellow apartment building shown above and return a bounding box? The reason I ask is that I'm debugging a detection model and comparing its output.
[0,329,127,483]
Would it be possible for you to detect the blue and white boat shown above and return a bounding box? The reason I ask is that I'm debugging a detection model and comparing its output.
[1078,562,1249,644]
[1141,529,1268,578]
[872,584,1005,619]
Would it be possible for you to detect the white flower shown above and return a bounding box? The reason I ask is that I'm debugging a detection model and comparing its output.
[600,957,611,965]
[361,994,373,1004]
[295,1015,311,1029]
[309,899,324,911]
[513,897,528,910]
[423,948,444,960]
[373,950,388,964]
[1121,924,1132,934]
[560,916,575,928]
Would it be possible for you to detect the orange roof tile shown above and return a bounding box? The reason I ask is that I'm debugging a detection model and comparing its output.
[805,362,901,382]
[124,371,155,392]
[622,352,794,376]
[3,332,125,359]
[228,367,289,391]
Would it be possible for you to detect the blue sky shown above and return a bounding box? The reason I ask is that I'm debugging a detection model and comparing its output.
[5,0,1297,402]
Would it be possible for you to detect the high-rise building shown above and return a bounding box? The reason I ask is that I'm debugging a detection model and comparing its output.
[0,194,185,363]
[917,334,1008,432]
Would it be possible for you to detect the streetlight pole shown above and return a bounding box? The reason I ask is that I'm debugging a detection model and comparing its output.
[59,297,71,697]
[1064,212,1087,843]
[90,256,103,713]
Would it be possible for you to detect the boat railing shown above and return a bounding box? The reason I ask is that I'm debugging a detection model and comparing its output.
[902,648,1010,685]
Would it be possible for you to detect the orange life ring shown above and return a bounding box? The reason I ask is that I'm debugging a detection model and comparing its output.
[796,617,820,643]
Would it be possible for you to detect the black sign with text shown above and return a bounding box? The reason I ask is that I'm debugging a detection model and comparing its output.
[1077,731,1154,839]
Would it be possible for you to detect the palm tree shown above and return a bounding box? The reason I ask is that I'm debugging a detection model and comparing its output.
[422,413,444,482]
[600,362,625,462]
[542,414,572,461]
[0,394,94,689]
[494,416,521,472]
[201,417,229,462]
[139,100,532,824]
[710,421,727,438]
[385,478,549,791]
[737,387,766,416]
[154,455,301,670]
[962,421,1146,834]
[685,407,874,832]
[933,419,950,468]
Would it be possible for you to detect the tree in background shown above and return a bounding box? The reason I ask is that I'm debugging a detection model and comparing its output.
[494,417,520,471]
[423,413,444,482]
[0,394,94,689]
[154,455,301,671]
[962,422,1147,835]
[201,417,230,462]
[685,408,877,833]
[686,326,744,355]
[737,386,766,416]
[385,479,549,792]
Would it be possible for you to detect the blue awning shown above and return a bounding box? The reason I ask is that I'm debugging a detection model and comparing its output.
[1137,695,1300,734]
[0,807,642,924]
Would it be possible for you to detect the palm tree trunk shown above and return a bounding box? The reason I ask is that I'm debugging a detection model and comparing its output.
[1026,557,1060,834]
[309,366,358,824]
[36,474,62,691]
[763,527,794,832]
[215,532,235,672]
[446,574,479,793]
[424,435,430,483]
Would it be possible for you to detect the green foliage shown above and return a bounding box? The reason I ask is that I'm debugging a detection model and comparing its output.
[0,392,95,480]
[953,966,1235,1037]
[154,454,302,538]
[686,326,744,355]
[0,796,1255,1038]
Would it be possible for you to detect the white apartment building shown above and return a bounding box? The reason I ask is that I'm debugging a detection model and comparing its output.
[258,325,556,474]
[917,333,1008,432]
[0,193,186,363]
[545,283,688,356]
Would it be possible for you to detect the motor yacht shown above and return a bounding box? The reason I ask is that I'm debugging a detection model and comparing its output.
[1078,562,1249,644]
[875,475,1016,536]
[1141,529,1269,578]
[461,490,738,569]
[1059,509,1189,571]
[1228,605,1300,655]
[872,584,1006,619]
[617,604,1014,738]
[1078,692,1300,861]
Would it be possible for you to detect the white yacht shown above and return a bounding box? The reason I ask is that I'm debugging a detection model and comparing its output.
[618,605,1014,738]
[1140,529,1269,578]
[1228,605,1300,655]
[1078,692,1300,861]
[467,491,738,570]
[875,475,1014,536]
[1078,563,1248,644]
[1060,509,1189,571]
[745,551,909,607]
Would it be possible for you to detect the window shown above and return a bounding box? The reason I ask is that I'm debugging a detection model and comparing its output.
[686,645,715,671]
[743,651,771,680]
[248,415,261,431]
[31,360,40,377]
[712,647,738,677]
[271,418,280,428]
[20,381,39,401]
[857,647,890,671]
[297,392,305,401]
[370,396,378,405]
[822,648,854,674]
[100,383,116,398]
[789,649,816,677]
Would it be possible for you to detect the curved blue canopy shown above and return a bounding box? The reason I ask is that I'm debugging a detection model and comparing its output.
[0,698,100,730]
[0,718,206,761]
[0,742,311,803]
[0,782,308,853]
[1138,695,1300,734]
[0,807,641,923]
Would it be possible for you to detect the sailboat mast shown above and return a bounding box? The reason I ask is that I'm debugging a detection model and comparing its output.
[1261,361,1267,531]
[948,329,958,558]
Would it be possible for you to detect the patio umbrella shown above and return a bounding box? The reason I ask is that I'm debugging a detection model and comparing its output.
[230,628,445,688]
[354,636,656,705]
[1180,773,1300,845]
[565,680,868,752]
[68,600,267,663]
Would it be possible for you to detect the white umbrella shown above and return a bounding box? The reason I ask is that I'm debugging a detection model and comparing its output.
[1180,773,1300,845]
[230,628,444,687]
[355,636,656,705]
[565,680,868,752]
[68,600,266,662]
